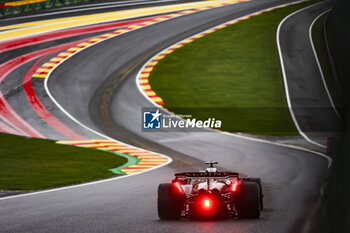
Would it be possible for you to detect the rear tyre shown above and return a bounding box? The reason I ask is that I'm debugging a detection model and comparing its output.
[157,183,184,220]
[245,178,264,210]
[236,182,260,219]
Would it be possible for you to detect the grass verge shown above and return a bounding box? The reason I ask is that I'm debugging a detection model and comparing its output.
[149,0,320,136]
[0,133,127,190]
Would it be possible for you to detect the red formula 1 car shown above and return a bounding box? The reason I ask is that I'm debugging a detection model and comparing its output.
[157,161,263,220]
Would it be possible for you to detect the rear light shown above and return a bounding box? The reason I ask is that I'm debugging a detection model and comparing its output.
[231,180,238,192]
[200,197,213,210]
[204,199,211,208]
[174,182,184,194]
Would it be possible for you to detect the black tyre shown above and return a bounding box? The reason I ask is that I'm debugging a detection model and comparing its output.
[236,182,260,219]
[157,183,184,220]
[245,178,264,210]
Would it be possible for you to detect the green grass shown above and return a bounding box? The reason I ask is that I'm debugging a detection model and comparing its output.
[0,133,127,190]
[149,1,320,135]
[312,12,342,108]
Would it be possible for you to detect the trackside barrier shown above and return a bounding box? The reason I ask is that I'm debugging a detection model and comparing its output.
[0,0,92,17]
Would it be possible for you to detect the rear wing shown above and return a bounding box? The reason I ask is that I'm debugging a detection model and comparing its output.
[175,172,239,178]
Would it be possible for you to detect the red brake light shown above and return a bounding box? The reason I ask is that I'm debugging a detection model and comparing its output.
[174,182,184,194]
[201,197,213,210]
[204,199,211,208]
[231,180,238,192]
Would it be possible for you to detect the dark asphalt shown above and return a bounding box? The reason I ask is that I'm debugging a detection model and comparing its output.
[2,58,65,139]
[0,0,333,233]
[278,1,341,140]
[1,45,103,139]
[0,28,116,64]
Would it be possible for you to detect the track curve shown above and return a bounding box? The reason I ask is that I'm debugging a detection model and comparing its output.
[0,1,333,233]
[277,0,340,148]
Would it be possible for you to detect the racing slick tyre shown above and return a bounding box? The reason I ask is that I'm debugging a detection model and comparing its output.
[157,183,184,220]
[245,178,263,210]
[237,182,260,219]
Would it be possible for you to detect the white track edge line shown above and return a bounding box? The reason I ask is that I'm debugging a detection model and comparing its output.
[309,9,340,118]
[276,1,327,148]
[135,0,332,167]
[221,131,332,168]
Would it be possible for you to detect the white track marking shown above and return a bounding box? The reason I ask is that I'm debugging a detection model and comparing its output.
[309,9,340,118]
[135,0,332,166]
[276,1,328,148]
[221,131,332,168]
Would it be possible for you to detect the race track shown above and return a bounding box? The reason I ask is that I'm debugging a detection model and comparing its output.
[277,0,340,147]
[0,0,334,232]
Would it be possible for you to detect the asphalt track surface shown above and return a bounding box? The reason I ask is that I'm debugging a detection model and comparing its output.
[277,0,341,144]
[0,0,334,233]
